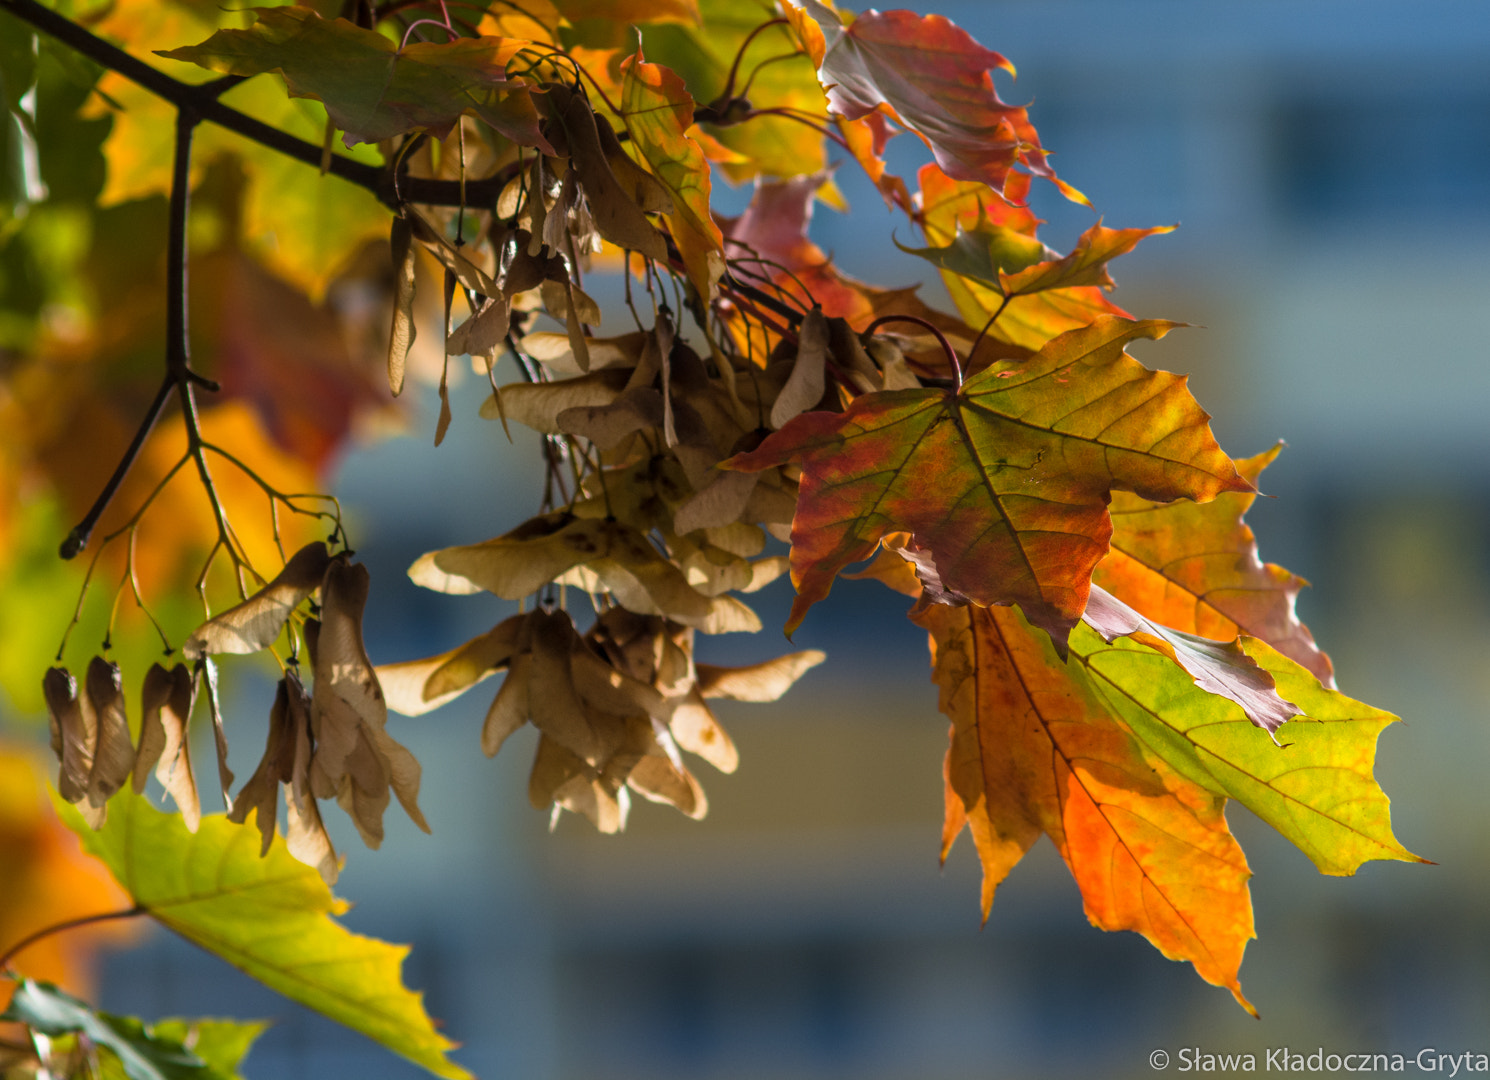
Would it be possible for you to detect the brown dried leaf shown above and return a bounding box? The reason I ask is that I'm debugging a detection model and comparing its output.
[44,666,92,805]
[668,688,738,774]
[557,387,665,450]
[516,329,647,377]
[413,514,713,624]
[1082,585,1302,736]
[770,308,829,428]
[337,729,394,848]
[546,84,669,262]
[695,650,827,702]
[183,542,332,659]
[84,658,135,810]
[483,653,531,757]
[627,755,706,819]
[407,208,500,295]
[376,617,518,717]
[283,670,339,885]
[528,609,600,761]
[529,735,628,833]
[481,370,630,434]
[312,561,430,834]
[672,469,760,536]
[228,679,296,856]
[446,294,510,359]
[387,216,416,396]
[203,657,235,813]
[134,662,200,832]
[697,593,761,634]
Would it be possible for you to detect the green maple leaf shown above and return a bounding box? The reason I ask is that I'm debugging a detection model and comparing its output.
[55,791,471,1080]
[728,316,1249,647]
[1073,630,1426,876]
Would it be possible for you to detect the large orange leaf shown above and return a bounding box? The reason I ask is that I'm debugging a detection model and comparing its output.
[1094,444,1336,686]
[793,0,1083,203]
[619,49,725,301]
[919,603,1256,1013]
[728,317,1249,647]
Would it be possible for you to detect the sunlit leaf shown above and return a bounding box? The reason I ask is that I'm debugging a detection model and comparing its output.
[56,791,472,1079]
[1083,585,1300,735]
[1072,630,1425,876]
[728,317,1248,646]
[161,8,542,148]
[792,0,1083,202]
[919,602,1257,1013]
[1093,443,1336,686]
[619,48,725,301]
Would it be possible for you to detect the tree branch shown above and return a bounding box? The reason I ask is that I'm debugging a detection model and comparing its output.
[0,0,504,209]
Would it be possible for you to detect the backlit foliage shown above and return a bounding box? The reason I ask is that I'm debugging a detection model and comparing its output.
[0,0,1421,1070]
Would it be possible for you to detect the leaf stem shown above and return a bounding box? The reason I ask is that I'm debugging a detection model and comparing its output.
[0,906,147,975]
[864,314,963,387]
[716,17,788,103]
[965,294,1012,372]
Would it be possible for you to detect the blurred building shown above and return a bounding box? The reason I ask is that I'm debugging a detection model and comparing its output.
[102,2,1490,1077]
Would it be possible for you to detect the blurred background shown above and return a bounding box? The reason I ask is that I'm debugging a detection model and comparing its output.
[73,0,1490,1076]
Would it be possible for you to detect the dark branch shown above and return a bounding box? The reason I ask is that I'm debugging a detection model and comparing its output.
[0,0,505,209]
[59,373,176,559]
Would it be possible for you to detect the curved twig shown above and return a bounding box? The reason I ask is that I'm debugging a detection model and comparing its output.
[0,906,148,975]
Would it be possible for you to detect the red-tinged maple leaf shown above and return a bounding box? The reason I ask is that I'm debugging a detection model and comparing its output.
[836,110,913,213]
[720,173,985,374]
[916,162,1040,236]
[160,7,550,150]
[727,317,1249,647]
[792,0,1086,203]
[1094,443,1336,687]
[723,170,871,319]
[919,602,1257,1013]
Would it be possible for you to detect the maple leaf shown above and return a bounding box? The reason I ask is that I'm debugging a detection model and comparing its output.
[160,7,547,149]
[792,0,1084,203]
[1083,585,1301,735]
[55,791,471,1079]
[901,218,1174,304]
[1093,443,1336,686]
[1072,628,1424,876]
[619,48,726,301]
[728,317,1249,646]
[920,602,1257,1013]
[914,165,1147,353]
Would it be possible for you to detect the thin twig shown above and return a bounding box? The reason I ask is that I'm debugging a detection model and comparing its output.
[0,906,147,974]
[965,294,1013,370]
[865,313,964,386]
[59,372,176,559]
